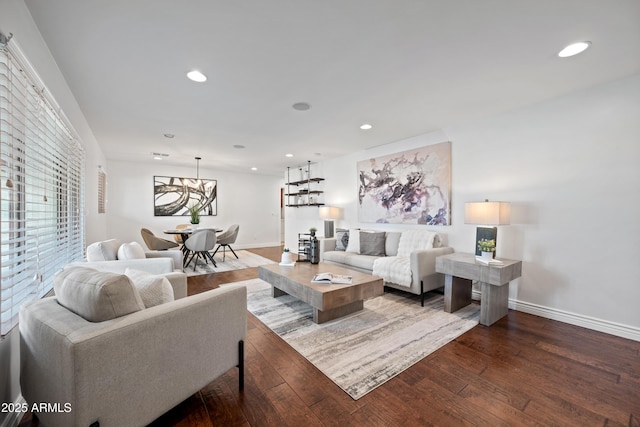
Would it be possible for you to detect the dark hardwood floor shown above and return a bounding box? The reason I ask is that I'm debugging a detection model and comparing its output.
[20,246,639,426]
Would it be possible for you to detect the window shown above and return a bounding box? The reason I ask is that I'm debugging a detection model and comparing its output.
[1,37,85,336]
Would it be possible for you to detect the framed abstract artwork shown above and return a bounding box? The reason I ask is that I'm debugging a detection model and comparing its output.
[154,176,217,216]
[357,141,451,225]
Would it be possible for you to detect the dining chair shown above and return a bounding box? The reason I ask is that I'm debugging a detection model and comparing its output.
[212,224,240,261]
[141,228,179,251]
[173,224,191,245]
[184,229,217,270]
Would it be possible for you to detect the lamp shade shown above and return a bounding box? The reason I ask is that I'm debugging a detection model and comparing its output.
[464,201,510,225]
[319,206,341,220]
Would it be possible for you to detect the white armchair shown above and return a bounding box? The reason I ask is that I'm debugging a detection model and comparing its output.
[20,271,247,427]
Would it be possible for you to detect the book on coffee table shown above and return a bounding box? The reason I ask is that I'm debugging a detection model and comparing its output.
[311,272,353,284]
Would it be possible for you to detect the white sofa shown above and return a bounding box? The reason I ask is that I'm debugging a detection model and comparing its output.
[20,267,247,427]
[319,229,454,305]
[68,239,187,298]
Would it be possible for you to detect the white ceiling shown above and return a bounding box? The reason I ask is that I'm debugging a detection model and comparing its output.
[24,0,640,176]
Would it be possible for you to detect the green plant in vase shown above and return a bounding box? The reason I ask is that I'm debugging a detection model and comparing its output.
[309,227,317,237]
[477,238,496,258]
[188,203,200,227]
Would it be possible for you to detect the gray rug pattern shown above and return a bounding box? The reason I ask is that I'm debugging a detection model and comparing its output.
[185,250,276,276]
[231,278,480,399]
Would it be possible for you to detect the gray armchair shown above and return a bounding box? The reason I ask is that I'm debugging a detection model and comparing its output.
[184,229,217,269]
[20,278,247,427]
[212,224,240,260]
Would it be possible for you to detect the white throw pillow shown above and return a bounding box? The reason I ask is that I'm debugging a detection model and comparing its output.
[54,267,144,322]
[86,239,121,262]
[345,229,361,253]
[124,268,174,308]
[117,242,146,260]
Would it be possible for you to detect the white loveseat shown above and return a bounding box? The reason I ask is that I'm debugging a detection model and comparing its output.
[319,229,454,305]
[68,239,187,299]
[20,267,247,427]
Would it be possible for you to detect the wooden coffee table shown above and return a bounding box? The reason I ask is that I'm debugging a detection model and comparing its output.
[258,262,383,324]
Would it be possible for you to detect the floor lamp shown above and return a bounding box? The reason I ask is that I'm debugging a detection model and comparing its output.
[464,200,510,257]
[319,206,341,238]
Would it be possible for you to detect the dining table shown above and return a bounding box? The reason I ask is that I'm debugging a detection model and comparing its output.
[163,227,223,244]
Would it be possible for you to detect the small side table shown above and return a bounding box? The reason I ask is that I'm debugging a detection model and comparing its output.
[435,253,522,326]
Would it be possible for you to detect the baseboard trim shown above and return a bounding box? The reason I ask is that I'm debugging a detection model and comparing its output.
[471,290,640,342]
[0,395,25,427]
[235,241,282,250]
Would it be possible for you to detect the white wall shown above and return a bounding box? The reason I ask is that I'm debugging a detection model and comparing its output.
[286,74,640,340]
[105,160,283,249]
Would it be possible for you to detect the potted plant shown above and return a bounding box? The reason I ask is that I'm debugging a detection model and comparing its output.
[188,203,200,229]
[309,227,317,237]
[477,238,496,259]
[281,247,293,265]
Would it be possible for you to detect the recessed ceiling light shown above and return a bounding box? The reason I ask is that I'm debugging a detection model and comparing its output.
[233,144,245,149]
[292,102,311,111]
[558,41,591,58]
[151,152,169,159]
[360,123,373,130]
[186,70,207,82]
[285,153,294,158]
[251,167,258,171]
[153,156,163,160]
[163,133,175,139]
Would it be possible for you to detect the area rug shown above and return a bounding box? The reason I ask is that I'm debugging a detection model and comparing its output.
[184,250,276,276]
[226,278,480,400]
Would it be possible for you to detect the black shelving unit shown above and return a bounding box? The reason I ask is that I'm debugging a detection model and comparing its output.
[286,161,325,207]
[297,233,312,262]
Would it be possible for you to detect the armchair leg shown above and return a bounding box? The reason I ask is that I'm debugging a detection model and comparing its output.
[228,245,239,259]
[420,280,424,307]
[238,340,245,391]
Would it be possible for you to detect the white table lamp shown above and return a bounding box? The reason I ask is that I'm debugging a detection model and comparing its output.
[464,200,510,256]
[319,206,341,238]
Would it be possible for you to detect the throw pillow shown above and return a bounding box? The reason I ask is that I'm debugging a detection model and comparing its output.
[117,242,146,260]
[54,267,144,322]
[335,228,349,251]
[86,239,121,262]
[124,268,174,308]
[345,229,361,253]
[359,231,386,256]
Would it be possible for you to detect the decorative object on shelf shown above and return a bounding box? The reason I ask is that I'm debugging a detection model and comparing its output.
[280,248,294,265]
[188,202,200,228]
[464,199,510,256]
[477,239,496,260]
[309,227,317,237]
[319,206,341,238]
[357,141,451,225]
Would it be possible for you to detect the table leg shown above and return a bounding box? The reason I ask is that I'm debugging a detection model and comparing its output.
[314,300,363,324]
[444,274,472,312]
[480,282,509,326]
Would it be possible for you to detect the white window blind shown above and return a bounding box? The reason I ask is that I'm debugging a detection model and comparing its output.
[1,37,85,336]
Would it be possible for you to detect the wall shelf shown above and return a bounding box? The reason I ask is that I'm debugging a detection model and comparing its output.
[285,161,325,208]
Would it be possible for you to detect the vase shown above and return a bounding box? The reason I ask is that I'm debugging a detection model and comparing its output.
[281,252,293,264]
[481,251,493,260]
[190,223,199,230]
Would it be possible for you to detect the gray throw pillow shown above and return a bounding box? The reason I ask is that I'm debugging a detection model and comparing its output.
[54,267,145,322]
[359,231,386,256]
[335,228,349,251]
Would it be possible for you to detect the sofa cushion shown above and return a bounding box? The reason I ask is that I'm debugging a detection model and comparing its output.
[335,228,349,251]
[397,230,438,257]
[359,231,386,256]
[345,229,361,253]
[124,268,174,308]
[86,239,121,262]
[53,267,145,322]
[385,232,402,257]
[323,251,379,271]
[117,242,146,260]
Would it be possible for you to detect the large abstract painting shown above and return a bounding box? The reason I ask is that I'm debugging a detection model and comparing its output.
[154,176,217,216]
[357,141,451,225]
